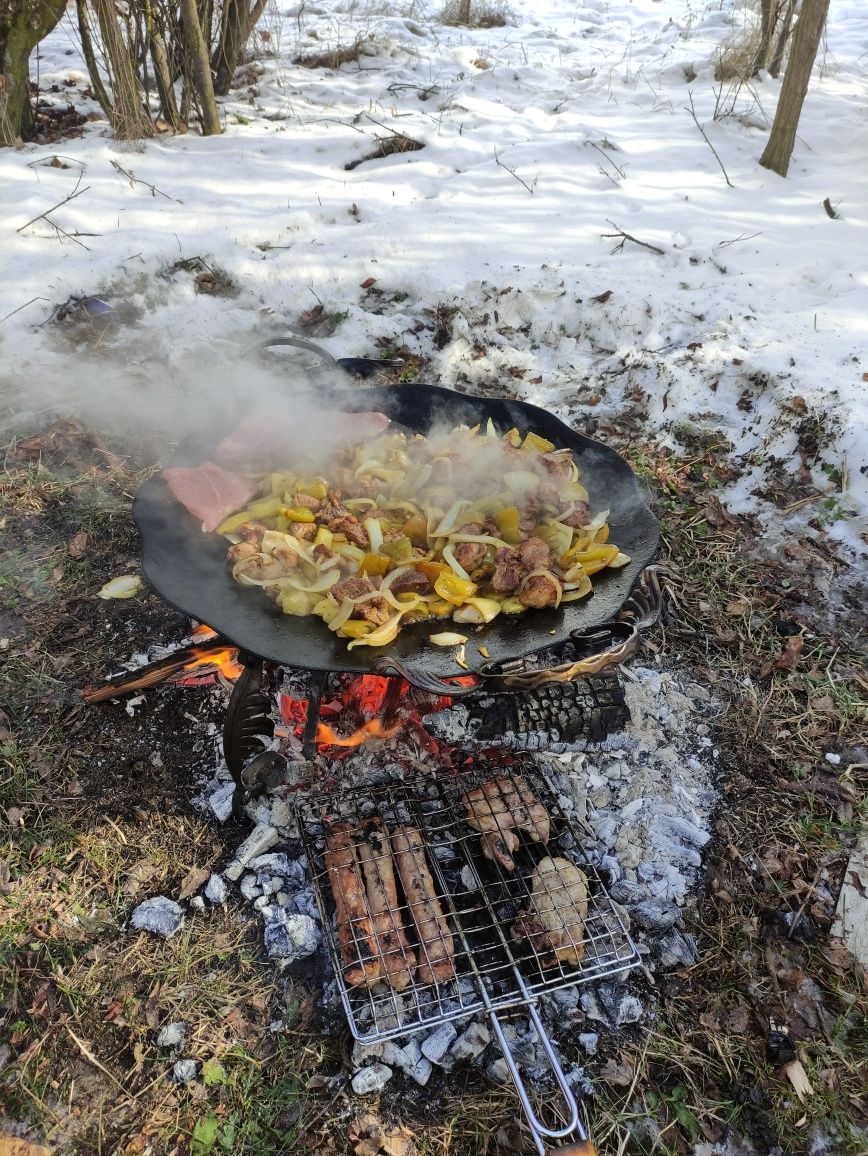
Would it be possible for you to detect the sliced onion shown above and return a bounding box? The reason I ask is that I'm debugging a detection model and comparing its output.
[504,470,540,493]
[346,609,404,650]
[432,499,470,536]
[364,517,383,553]
[328,597,356,632]
[429,631,469,647]
[442,542,470,580]
[345,497,377,511]
[261,529,317,565]
[608,551,632,568]
[586,508,611,533]
[448,533,510,550]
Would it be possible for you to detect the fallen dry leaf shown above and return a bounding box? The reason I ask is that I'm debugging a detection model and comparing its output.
[68,531,89,558]
[0,1134,53,1156]
[360,277,377,289]
[775,633,804,672]
[178,865,210,901]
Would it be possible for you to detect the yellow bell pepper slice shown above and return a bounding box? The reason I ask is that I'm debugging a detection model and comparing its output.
[494,506,522,545]
[434,572,478,605]
[504,427,523,447]
[523,431,555,453]
[360,552,391,576]
[280,506,315,523]
[338,619,374,640]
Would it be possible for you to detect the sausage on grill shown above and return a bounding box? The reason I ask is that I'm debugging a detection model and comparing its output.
[392,825,456,986]
[323,823,382,988]
[357,819,417,991]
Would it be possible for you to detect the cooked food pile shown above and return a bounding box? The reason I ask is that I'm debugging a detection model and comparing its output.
[321,775,586,991]
[211,420,630,649]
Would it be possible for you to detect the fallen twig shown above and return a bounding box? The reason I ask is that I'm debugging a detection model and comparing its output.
[685,91,734,188]
[16,174,93,248]
[0,296,50,326]
[717,231,762,248]
[822,197,840,219]
[110,159,183,202]
[602,219,665,256]
[494,149,537,194]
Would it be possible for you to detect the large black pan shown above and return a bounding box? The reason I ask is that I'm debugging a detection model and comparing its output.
[133,383,658,680]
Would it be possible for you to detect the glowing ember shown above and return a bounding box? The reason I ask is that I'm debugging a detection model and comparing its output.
[278,672,478,753]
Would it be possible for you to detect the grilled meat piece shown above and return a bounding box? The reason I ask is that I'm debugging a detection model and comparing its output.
[453,541,487,571]
[564,501,592,528]
[323,824,382,988]
[389,568,433,595]
[356,820,416,991]
[519,536,551,571]
[518,572,560,609]
[461,774,551,872]
[227,540,259,565]
[392,825,456,985]
[490,546,522,594]
[236,521,269,544]
[291,492,322,511]
[331,576,391,626]
[330,515,369,548]
[512,856,587,967]
[289,521,317,540]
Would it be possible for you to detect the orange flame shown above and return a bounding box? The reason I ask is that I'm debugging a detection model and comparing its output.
[316,718,402,748]
[178,646,243,682]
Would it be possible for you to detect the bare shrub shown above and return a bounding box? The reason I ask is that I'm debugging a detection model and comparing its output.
[440,1,509,29]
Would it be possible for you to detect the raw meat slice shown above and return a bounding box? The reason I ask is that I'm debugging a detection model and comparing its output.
[163,460,258,532]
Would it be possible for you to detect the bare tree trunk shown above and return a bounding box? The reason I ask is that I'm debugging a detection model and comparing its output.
[759,0,829,177]
[144,0,184,130]
[457,1,471,23]
[0,0,67,145]
[212,0,266,96]
[768,0,797,79]
[93,0,154,138]
[75,0,113,117]
[179,0,221,134]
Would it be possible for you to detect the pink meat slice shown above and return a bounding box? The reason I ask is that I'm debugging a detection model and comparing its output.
[163,460,258,532]
[214,410,391,467]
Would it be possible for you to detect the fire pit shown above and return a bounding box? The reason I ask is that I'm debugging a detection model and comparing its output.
[84,350,683,1153]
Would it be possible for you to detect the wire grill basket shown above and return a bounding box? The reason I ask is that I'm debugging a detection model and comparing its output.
[296,764,639,1156]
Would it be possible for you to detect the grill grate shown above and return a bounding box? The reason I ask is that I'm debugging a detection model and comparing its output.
[296,764,638,1044]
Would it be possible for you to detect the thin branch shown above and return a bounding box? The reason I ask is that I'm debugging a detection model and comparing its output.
[717,231,763,248]
[586,139,626,180]
[494,149,537,194]
[685,91,734,188]
[0,297,50,326]
[110,159,183,202]
[17,174,92,237]
[601,219,665,256]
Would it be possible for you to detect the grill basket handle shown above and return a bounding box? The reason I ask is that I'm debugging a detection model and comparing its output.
[489,1004,593,1156]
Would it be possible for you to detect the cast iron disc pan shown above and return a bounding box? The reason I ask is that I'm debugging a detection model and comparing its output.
[133,383,659,677]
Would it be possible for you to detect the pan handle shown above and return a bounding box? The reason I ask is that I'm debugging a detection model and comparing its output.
[489,1003,592,1156]
[242,335,341,369]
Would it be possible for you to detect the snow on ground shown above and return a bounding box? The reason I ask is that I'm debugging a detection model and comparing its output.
[0,0,866,555]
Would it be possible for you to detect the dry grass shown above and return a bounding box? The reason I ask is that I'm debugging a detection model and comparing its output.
[439,1,509,30]
[293,37,370,70]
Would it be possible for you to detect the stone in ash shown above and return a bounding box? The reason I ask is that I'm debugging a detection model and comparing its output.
[263,909,320,962]
[351,1063,393,1095]
[173,1059,198,1083]
[421,1021,457,1064]
[223,823,280,881]
[130,896,184,938]
[157,1021,187,1048]
[204,873,228,905]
